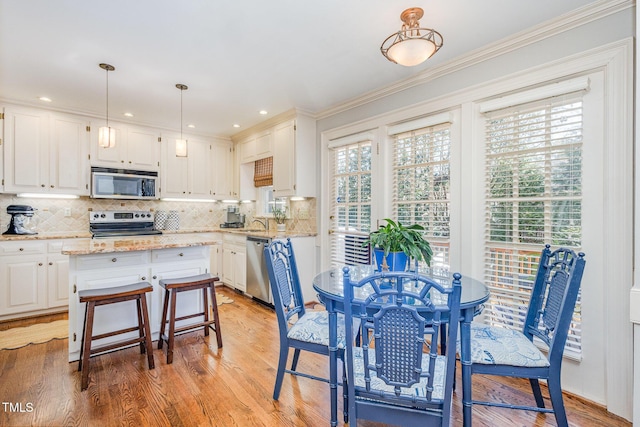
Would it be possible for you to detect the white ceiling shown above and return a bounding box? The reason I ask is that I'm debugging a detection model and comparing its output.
[0,0,599,138]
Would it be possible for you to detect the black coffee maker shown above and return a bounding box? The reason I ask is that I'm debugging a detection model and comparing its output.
[3,205,38,235]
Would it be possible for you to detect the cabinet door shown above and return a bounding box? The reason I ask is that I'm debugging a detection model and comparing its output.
[0,255,47,316]
[70,268,148,355]
[238,137,256,163]
[188,138,212,198]
[151,262,207,335]
[222,247,235,285]
[50,114,90,195]
[47,254,69,308]
[212,142,234,198]
[210,243,222,278]
[273,120,296,196]
[162,135,189,197]
[91,121,127,166]
[3,107,49,193]
[127,125,159,170]
[234,249,247,292]
[255,131,273,160]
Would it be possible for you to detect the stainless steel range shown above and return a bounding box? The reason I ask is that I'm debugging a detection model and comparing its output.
[90,210,162,238]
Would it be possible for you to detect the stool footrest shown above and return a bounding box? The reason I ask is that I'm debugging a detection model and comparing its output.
[89,336,148,356]
[172,321,217,335]
[91,326,141,341]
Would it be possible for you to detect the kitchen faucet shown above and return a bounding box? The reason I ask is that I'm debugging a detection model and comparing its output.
[252,218,269,231]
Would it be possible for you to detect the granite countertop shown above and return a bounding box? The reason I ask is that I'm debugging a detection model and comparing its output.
[0,228,316,242]
[61,234,221,255]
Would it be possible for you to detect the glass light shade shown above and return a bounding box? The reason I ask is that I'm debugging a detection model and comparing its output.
[387,38,436,67]
[98,126,116,148]
[176,139,188,157]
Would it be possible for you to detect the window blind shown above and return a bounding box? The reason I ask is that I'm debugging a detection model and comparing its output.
[391,122,451,275]
[483,92,584,355]
[254,156,273,187]
[329,140,372,267]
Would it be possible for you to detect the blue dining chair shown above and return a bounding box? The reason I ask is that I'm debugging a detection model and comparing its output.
[264,239,354,404]
[342,268,462,427]
[461,244,586,427]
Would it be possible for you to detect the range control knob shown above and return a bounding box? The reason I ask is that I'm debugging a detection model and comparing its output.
[135,214,140,218]
[100,213,106,218]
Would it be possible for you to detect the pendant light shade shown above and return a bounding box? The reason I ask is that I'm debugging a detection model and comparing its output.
[98,63,116,148]
[176,83,188,157]
[381,8,443,67]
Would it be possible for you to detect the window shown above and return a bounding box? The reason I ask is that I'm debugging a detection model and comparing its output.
[391,123,451,275]
[256,186,289,217]
[483,93,583,354]
[329,139,372,267]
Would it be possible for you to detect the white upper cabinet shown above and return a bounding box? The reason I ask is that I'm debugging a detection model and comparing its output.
[2,106,89,195]
[254,130,273,160]
[211,141,235,199]
[272,113,316,197]
[161,132,213,199]
[90,122,160,171]
[238,136,256,164]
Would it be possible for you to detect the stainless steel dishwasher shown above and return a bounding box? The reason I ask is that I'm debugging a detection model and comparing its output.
[246,236,272,306]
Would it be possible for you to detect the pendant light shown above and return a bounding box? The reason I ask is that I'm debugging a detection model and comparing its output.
[98,63,116,148]
[380,8,443,67]
[175,83,188,157]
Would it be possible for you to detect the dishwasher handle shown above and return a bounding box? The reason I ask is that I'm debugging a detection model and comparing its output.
[247,236,271,246]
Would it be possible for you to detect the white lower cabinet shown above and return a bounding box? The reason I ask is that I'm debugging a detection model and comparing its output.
[68,245,210,361]
[222,234,246,292]
[0,239,73,321]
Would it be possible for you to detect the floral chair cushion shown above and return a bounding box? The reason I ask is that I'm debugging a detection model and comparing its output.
[464,323,550,367]
[351,347,447,400]
[287,311,352,349]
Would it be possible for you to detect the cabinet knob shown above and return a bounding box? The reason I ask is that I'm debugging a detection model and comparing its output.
[179,253,184,257]
[49,262,53,266]
[50,185,54,188]
[19,248,24,251]
[121,160,124,163]
[141,276,146,280]
[38,263,43,266]
[153,275,157,280]
[112,258,117,262]
[41,184,45,187]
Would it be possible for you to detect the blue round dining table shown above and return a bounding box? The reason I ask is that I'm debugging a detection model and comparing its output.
[313,265,490,427]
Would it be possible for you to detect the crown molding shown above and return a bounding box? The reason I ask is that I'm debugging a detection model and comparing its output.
[316,0,633,120]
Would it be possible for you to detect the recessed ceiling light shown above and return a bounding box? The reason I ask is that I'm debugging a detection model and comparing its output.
[39,97,52,102]
[187,124,195,128]
[233,124,240,128]
[259,110,268,115]
[123,112,134,117]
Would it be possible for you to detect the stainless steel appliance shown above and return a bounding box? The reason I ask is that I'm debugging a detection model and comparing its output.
[246,236,272,306]
[3,205,37,235]
[91,167,158,200]
[220,206,245,228]
[90,210,162,238]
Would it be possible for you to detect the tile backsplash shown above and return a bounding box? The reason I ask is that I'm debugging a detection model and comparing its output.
[0,195,317,235]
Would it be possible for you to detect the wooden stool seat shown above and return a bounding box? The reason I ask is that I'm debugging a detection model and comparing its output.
[158,273,223,364]
[78,281,155,391]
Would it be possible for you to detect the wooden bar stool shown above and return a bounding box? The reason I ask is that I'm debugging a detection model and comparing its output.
[78,282,155,391]
[158,273,223,364]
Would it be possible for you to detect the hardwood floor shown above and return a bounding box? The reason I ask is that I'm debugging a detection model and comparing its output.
[0,286,629,426]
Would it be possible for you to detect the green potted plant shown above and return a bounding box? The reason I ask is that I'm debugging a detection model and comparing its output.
[272,206,288,232]
[364,218,433,271]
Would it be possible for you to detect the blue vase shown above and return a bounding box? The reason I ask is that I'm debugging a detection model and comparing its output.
[374,249,408,272]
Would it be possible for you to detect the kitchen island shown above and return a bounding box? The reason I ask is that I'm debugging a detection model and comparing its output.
[62,234,221,362]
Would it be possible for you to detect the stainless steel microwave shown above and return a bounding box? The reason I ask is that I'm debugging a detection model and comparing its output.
[90,167,159,200]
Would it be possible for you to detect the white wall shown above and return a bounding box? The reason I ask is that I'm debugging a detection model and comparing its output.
[315,4,635,421]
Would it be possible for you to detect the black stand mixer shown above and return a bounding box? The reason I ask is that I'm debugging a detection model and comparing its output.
[3,205,38,235]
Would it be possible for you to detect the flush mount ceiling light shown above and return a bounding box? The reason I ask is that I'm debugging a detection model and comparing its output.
[380,7,443,67]
[98,63,116,148]
[175,83,188,157]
